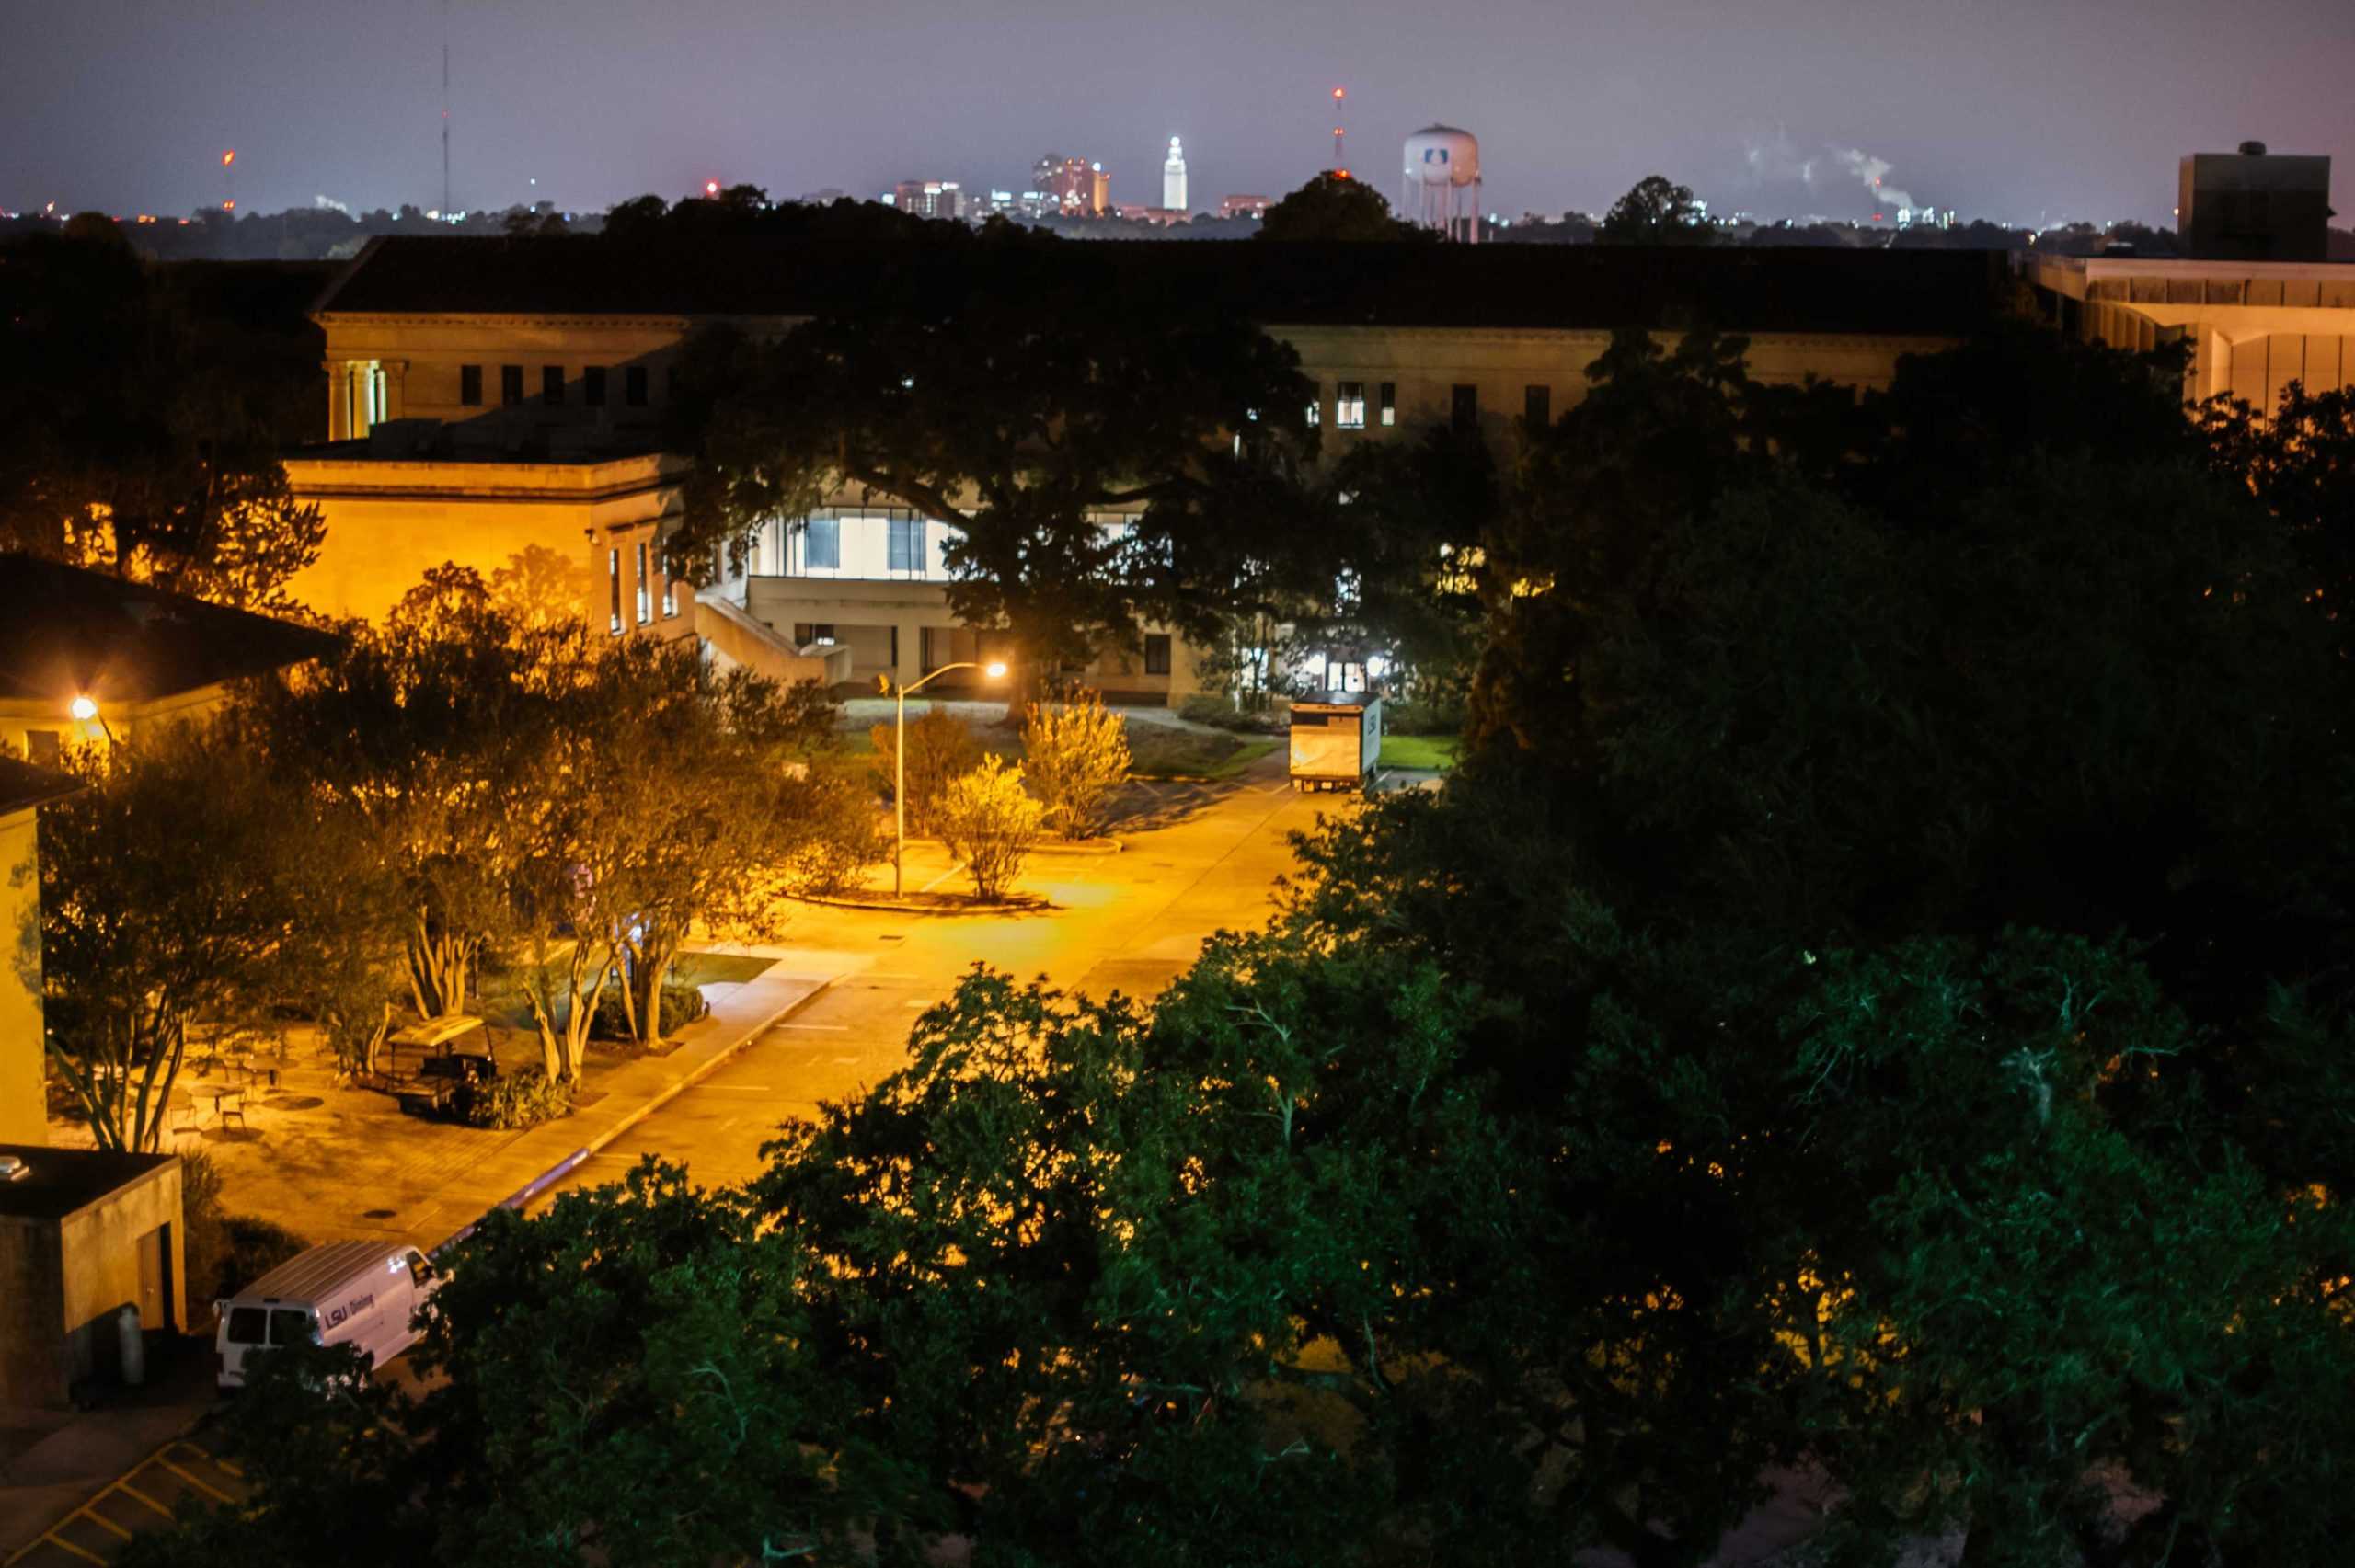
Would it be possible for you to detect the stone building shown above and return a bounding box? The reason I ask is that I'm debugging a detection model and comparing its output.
[286,239,2006,697]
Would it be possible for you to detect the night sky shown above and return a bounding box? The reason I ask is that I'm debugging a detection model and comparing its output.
[8,0,2351,227]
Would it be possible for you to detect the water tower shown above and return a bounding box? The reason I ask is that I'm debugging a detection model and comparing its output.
[1402,125,1480,242]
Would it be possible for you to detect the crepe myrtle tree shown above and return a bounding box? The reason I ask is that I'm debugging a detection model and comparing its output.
[671,236,1324,706]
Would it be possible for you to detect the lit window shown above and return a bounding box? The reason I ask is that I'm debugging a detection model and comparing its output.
[636,542,651,625]
[888,516,924,574]
[1337,382,1365,429]
[1379,382,1396,426]
[1305,397,1321,428]
[608,549,621,634]
[802,516,840,571]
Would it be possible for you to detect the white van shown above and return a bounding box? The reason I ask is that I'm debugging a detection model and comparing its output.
[215,1239,440,1390]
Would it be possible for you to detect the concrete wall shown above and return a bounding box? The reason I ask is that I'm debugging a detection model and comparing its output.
[1,810,42,1147]
[0,1214,68,1402]
[2032,256,2355,411]
[0,1159,182,1408]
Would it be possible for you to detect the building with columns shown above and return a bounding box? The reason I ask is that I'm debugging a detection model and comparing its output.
[284,238,2006,695]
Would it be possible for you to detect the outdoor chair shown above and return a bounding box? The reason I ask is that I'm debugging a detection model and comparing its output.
[168,1090,201,1139]
[216,1091,247,1133]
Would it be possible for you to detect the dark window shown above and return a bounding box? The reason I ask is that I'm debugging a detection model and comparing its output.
[24,729,60,766]
[1143,633,1172,676]
[888,516,923,573]
[459,365,483,406]
[584,366,607,406]
[1451,383,1478,433]
[1524,383,1550,429]
[270,1308,315,1346]
[665,366,681,401]
[406,1251,434,1288]
[1379,382,1396,427]
[625,366,649,407]
[500,365,523,406]
[225,1306,267,1345]
[803,516,840,570]
[543,366,565,406]
[792,624,838,645]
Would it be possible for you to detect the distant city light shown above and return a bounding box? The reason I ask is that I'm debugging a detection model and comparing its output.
[705,179,720,197]
[222,149,236,167]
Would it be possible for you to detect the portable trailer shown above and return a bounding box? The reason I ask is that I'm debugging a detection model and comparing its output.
[1288,693,1384,792]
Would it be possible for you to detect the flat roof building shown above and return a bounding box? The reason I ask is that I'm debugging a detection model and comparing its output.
[0,1144,186,1407]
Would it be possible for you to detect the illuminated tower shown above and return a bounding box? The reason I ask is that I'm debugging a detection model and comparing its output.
[1163,137,1188,212]
[1330,86,1347,176]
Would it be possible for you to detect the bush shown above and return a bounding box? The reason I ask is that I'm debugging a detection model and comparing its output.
[936,756,1047,901]
[869,706,982,833]
[181,1151,308,1314]
[589,976,709,1042]
[1178,692,1281,733]
[780,767,887,893]
[462,1067,575,1130]
[1382,695,1465,736]
[1021,692,1132,838]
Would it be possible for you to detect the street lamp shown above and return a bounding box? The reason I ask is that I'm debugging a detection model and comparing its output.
[879,660,1007,896]
[68,693,117,747]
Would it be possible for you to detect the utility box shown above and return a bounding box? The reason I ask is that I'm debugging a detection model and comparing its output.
[1288,694,1384,792]
[2179,144,2333,262]
[0,1145,186,1408]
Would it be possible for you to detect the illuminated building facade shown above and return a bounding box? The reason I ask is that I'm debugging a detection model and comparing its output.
[289,239,2003,700]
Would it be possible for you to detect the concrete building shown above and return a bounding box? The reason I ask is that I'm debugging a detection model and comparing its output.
[1033,155,1109,217]
[0,1144,186,1408]
[1,761,75,1147]
[891,180,965,222]
[2179,143,2333,263]
[1163,137,1188,213]
[286,238,2005,697]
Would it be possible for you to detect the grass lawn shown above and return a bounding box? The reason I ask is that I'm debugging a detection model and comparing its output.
[1126,727,1280,781]
[1378,734,1462,772]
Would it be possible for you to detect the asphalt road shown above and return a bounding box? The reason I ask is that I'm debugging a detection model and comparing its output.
[542,761,1350,1201]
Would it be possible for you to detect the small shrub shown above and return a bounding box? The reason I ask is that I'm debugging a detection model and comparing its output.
[936,756,1047,901]
[1382,695,1466,736]
[869,706,982,833]
[1021,691,1132,839]
[781,767,888,893]
[463,1068,575,1130]
[589,976,709,1041]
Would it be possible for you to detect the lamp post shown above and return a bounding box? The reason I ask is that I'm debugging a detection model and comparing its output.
[880,660,1006,896]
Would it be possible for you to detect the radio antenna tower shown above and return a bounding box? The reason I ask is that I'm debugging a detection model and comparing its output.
[440,0,452,215]
[1330,86,1347,175]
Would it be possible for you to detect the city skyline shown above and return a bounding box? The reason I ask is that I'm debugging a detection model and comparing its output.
[7,0,2351,228]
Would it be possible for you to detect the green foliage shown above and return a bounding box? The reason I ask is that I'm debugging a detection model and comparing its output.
[1177,691,1281,731]
[868,704,982,832]
[178,1151,309,1311]
[1255,172,1433,243]
[1597,175,1716,245]
[1020,689,1132,837]
[675,242,1322,689]
[460,1067,574,1130]
[934,756,1046,899]
[775,764,888,892]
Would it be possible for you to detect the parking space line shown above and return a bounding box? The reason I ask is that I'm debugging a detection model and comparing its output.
[155,1456,237,1504]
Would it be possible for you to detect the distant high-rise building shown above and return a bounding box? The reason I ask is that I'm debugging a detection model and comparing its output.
[892,180,965,221]
[1033,155,1109,216]
[1163,137,1188,212]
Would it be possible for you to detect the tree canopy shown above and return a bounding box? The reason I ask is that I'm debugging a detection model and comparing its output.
[1597,176,1716,246]
[674,238,1324,694]
[1254,173,1433,243]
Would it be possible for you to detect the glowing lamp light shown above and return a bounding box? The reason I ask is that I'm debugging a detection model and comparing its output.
[222,149,236,167]
[704,179,720,197]
[983,662,1008,679]
[69,695,98,721]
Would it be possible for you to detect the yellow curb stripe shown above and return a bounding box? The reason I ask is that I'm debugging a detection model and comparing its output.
[115,1482,175,1519]
[72,1505,131,1539]
[153,1458,236,1504]
[32,1534,108,1564]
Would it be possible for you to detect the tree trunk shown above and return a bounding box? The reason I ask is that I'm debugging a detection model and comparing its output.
[628,929,683,1047]
[407,913,477,1018]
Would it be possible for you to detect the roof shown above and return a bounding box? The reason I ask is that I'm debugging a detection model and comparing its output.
[0,1144,177,1224]
[230,1239,409,1305]
[0,755,79,816]
[316,234,2008,338]
[0,556,345,707]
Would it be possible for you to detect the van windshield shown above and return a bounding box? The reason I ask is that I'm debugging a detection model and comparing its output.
[270,1308,316,1345]
[225,1307,267,1345]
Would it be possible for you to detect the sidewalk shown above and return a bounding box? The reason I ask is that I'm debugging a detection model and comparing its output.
[49,949,848,1254]
[0,1349,222,1562]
